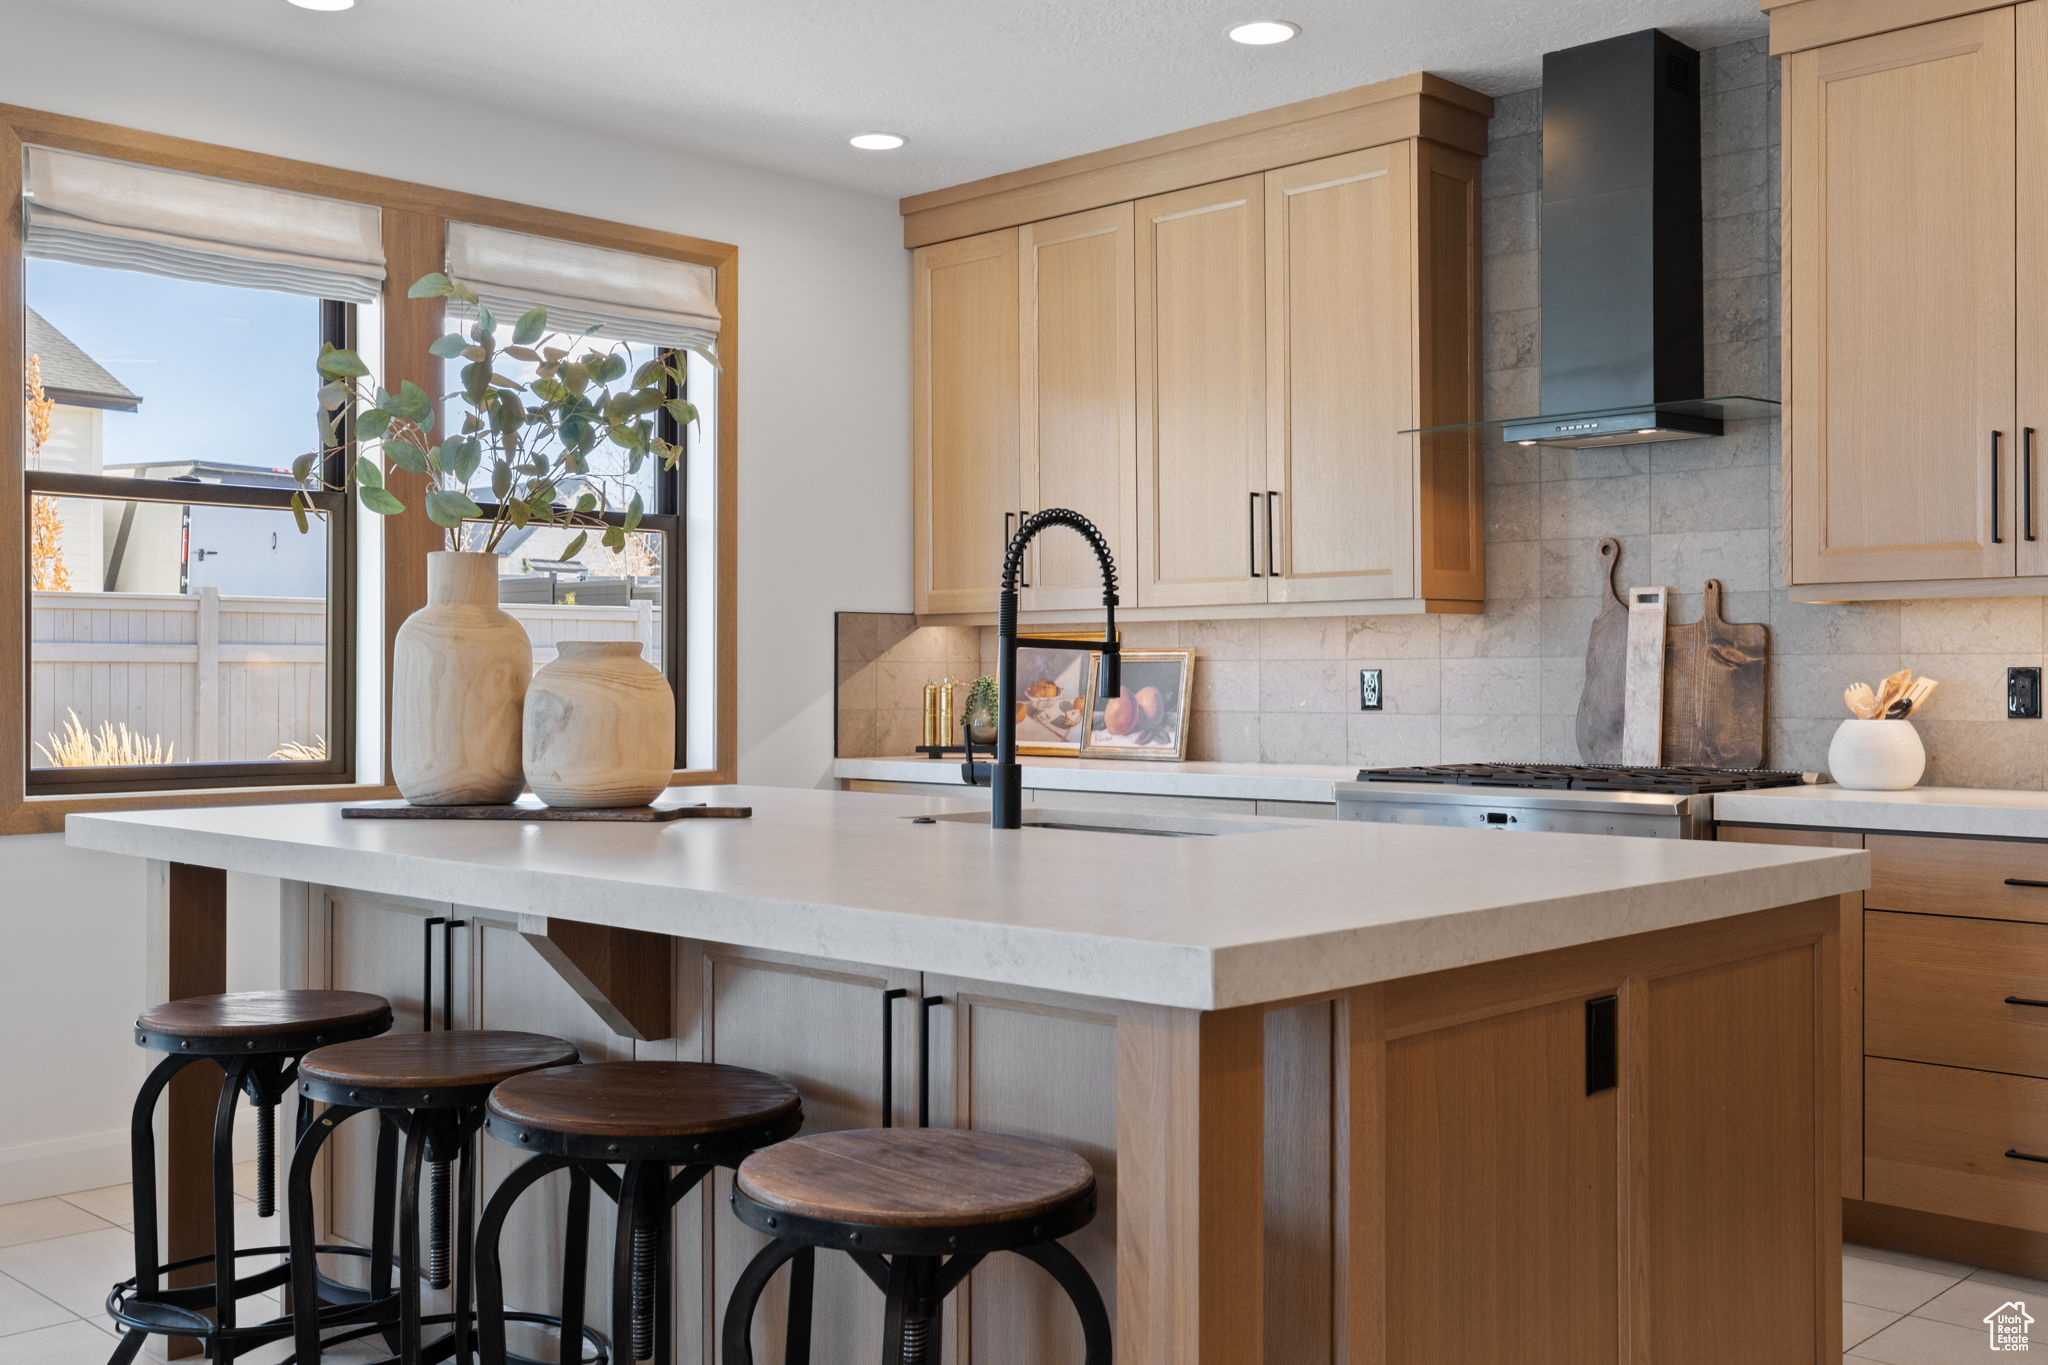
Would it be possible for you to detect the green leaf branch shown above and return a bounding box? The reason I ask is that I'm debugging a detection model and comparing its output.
[292,272,708,555]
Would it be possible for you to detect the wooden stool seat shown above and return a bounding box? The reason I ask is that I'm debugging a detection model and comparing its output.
[297,1030,578,1109]
[735,1128,1096,1230]
[488,1061,800,1144]
[136,990,392,1051]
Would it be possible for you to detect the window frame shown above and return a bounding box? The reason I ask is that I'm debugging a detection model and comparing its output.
[21,296,359,795]
[0,102,741,835]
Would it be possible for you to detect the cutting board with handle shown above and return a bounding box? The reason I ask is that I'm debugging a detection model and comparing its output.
[1574,538,1629,764]
[1662,579,1770,769]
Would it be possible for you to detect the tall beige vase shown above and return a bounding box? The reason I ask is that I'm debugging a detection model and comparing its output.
[523,641,675,808]
[391,551,531,805]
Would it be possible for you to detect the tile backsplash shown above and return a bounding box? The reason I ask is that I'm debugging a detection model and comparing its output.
[839,39,2048,790]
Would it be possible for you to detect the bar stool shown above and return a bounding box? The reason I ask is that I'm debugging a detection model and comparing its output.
[720,1128,1111,1365]
[108,989,395,1365]
[285,1030,583,1365]
[474,1061,806,1365]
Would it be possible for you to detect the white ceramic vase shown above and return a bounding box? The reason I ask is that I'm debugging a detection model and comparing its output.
[391,551,531,806]
[522,641,675,808]
[1827,718,1926,791]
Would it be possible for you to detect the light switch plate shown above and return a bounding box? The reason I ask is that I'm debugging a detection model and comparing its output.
[1359,669,1383,711]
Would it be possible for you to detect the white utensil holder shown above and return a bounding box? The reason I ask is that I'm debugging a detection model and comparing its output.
[1827,719,1926,791]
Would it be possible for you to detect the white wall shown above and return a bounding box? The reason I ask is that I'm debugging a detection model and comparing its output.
[0,1,912,1197]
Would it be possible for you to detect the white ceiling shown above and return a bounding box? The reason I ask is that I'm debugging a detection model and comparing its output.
[50,0,1768,199]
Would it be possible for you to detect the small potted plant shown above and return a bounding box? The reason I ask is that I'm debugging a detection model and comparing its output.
[298,272,706,806]
[964,674,1000,746]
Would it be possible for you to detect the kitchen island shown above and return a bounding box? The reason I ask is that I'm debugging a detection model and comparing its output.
[69,785,1867,1364]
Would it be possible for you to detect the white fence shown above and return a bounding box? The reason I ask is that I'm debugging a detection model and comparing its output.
[29,589,659,767]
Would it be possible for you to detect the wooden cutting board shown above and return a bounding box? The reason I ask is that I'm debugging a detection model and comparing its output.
[1574,539,1629,764]
[1662,579,1770,769]
[1621,586,1670,766]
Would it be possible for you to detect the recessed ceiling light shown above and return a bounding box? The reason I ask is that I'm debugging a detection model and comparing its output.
[1229,20,1300,45]
[287,0,356,9]
[850,133,906,151]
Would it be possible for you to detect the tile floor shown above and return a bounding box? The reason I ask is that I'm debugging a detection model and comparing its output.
[0,1178,2037,1362]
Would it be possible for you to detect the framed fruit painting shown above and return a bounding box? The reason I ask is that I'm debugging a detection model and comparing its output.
[1080,650,1193,760]
[1011,633,1107,757]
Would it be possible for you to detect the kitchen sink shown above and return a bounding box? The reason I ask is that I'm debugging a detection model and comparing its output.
[913,808,1298,838]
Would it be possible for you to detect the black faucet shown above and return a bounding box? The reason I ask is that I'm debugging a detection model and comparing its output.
[961,509,1120,828]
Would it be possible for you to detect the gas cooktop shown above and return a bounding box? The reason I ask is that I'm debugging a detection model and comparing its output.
[1354,763,1808,796]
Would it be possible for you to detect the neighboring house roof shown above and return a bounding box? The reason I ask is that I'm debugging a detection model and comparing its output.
[26,308,141,412]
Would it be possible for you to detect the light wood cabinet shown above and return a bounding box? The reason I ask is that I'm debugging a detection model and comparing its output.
[1264,148,1418,603]
[1781,7,2023,588]
[913,229,1021,615]
[1134,175,1271,608]
[1018,205,1138,613]
[907,79,1487,620]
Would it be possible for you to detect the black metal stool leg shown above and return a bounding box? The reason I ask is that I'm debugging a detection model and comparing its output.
[718,1238,809,1365]
[561,1166,592,1365]
[372,1110,401,1349]
[474,1151,570,1365]
[209,1057,250,1364]
[879,1256,915,1365]
[783,1247,814,1365]
[397,1117,428,1365]
[287,1103,365,1365]
[125,1054,193,1299]
[1013,1242,1112,1365]
[452,1129,478,1365]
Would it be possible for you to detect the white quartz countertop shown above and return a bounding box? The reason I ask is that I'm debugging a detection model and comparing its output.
[834,755,1350,803]
[1717,784,2048,839]
[68,785,1866,1011]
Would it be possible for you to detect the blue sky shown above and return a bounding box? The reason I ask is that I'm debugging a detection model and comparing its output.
[28,258,323,475]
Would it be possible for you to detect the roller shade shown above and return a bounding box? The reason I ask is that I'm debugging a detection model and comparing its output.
[23,147,385,304]
[445,221,720,351]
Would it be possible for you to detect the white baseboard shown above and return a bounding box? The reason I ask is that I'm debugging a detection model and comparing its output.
[0,1112,265,1205]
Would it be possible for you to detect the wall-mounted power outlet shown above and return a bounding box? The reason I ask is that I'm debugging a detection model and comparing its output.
[1360,668,1383,711]
[2011,667,2043,719]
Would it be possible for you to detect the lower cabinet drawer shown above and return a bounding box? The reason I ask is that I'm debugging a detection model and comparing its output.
[1866,1057,2048,1232]
[1866,911,2048,1077]
[1868,834,2048,923]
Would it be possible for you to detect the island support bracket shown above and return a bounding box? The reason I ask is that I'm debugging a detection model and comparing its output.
[517,918,674,1042]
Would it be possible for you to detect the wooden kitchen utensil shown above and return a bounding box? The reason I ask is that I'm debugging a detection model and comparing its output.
[1661,580,1771,768]
[1621,586,1670,766]
[1574,539,1630,764]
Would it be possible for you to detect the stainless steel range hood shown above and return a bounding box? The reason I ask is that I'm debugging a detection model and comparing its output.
[1404,29,1778,449]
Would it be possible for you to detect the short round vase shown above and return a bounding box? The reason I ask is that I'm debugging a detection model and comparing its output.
[1827,718,1926,792]
[391,551,531,806]
[523,640,675,809]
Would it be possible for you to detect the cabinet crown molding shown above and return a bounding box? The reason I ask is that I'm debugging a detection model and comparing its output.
[898,71,1492,248]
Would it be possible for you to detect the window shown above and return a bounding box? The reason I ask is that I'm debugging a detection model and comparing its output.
[19,147,383,794]
[24,264,357,791]
[2,111,737,828]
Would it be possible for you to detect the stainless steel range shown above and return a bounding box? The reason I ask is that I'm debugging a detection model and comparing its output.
[1334,764,1810,839]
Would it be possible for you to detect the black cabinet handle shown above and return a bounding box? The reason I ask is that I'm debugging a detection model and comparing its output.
[1266,491,1280,577]
[1585,995,1618,1095]
[2007,996,2048,1009]
[1249,493,1262,577]
[2008,1148,2048,1165]
[1994,430,2005,545]
[918,995,944,1128]
[2005,879,2048,889]
[881,988,908,1128]
[2028,428,2039,543]
[422,917,445,1031]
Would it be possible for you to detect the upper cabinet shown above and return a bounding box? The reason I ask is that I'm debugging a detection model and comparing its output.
[904,74,1492,619]
[1134,175,1271,608]
[912,229,1021,616]
[1774,0,2048,596]
[1019,205,1139,614]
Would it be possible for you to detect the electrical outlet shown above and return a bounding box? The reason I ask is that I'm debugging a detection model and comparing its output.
[2011,666,2043,719]
[1359,668,1383,711]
